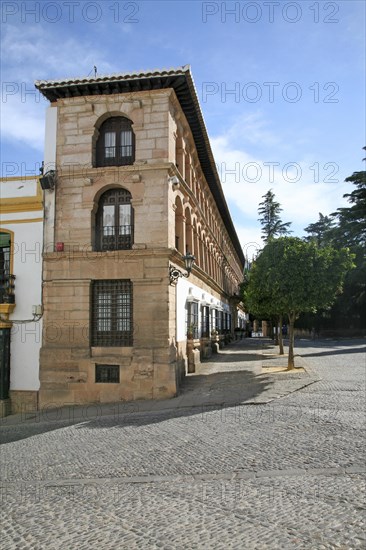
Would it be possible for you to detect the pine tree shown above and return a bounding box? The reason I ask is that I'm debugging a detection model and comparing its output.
[300,147,366,332]
[258,189,292,243]
[330,147,366,322]
[333,146,366,248]
[304,213,335,247]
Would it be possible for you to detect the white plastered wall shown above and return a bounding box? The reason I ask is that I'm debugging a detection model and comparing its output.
[175,277,229,342]
[8,220,43,390]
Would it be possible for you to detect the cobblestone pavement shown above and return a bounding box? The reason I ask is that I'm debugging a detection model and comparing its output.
[1,338,365,549]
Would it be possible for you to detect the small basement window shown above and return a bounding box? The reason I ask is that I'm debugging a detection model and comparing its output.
[95,364,120,383]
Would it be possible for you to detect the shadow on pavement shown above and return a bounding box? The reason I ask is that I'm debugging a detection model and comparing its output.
[71,369,273,432]
[196,352,265,364]
[301,347,366,358]
[293,337,365,356]
[0,341,273,444]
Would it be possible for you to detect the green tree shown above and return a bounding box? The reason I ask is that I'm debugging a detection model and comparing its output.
[258,189,292,243]
[299,150,366,333]
[241,272,286,355]
[328,148,366,327]
[333,147,366,248]
[246,237,354,369]
[304,213,335,247]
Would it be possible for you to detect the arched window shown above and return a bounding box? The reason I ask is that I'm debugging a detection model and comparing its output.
[96,117,135,167]
[199,233,205,272]
[185,207,193,255]
[193,220,200,267]
[95,188,133,251]
[0,231,15,304]
[174,196,185,254]
[175,134,184,174]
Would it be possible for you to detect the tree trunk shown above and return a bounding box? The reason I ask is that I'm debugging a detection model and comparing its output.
[278,314,284,355]
[269,319,274,340]
[287,312,296,370]
[274,316,279,345]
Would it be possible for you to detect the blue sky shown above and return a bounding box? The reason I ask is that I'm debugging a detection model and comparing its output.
[1,0,365,253]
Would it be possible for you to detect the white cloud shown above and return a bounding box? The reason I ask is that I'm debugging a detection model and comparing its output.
[1,25,117,150]
[2,97,45,151]
[224,111,282,148]
[212,123,350,245]
[1,25,116,81]
[234,224,264,259]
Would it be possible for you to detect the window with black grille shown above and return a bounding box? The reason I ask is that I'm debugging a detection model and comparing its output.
[0,233,10,280]
[91,280,133,346]
[95,364,120,383]
[187,301,199,338]
[211,308,216,332]
[0,232,14,304]
[217,310,223,334]
[201,305,210,337]
[96,117,135,167]
[95,188,133,251]
[224,312,228,331]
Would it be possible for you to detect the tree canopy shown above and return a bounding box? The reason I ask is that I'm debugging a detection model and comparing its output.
[258,189,292,243]
[304,213,335,247]
[333,149,366,248]
[246,237,354,368]
[301,147,366,332]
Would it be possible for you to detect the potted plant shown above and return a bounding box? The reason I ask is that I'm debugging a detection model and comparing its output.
[187,323,197,339]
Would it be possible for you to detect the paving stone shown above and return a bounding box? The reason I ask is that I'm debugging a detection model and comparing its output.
[0,338,365,548]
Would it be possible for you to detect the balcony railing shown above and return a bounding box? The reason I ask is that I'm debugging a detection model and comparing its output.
[0,274,16,304]
[98,226,133,251]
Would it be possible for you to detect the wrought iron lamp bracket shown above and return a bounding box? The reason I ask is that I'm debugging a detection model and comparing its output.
[169,265,189,285]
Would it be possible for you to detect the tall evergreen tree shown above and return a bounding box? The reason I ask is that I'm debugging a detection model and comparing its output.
[330,147,366,323]
[258,189,292,243]
[332,146,366,248]
[299,148,366,332]
[304,213,335,247]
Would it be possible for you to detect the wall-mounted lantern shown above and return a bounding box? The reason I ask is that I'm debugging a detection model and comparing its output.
[40,170,57,191]
[169,252,195,285]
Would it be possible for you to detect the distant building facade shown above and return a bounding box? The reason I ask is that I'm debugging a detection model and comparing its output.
[0,176,43,416]
[36,66,246,407]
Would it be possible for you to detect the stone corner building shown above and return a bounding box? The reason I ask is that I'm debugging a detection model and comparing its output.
[36,65,246,407]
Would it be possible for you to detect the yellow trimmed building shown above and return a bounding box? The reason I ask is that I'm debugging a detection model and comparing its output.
[0,176,43,416]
